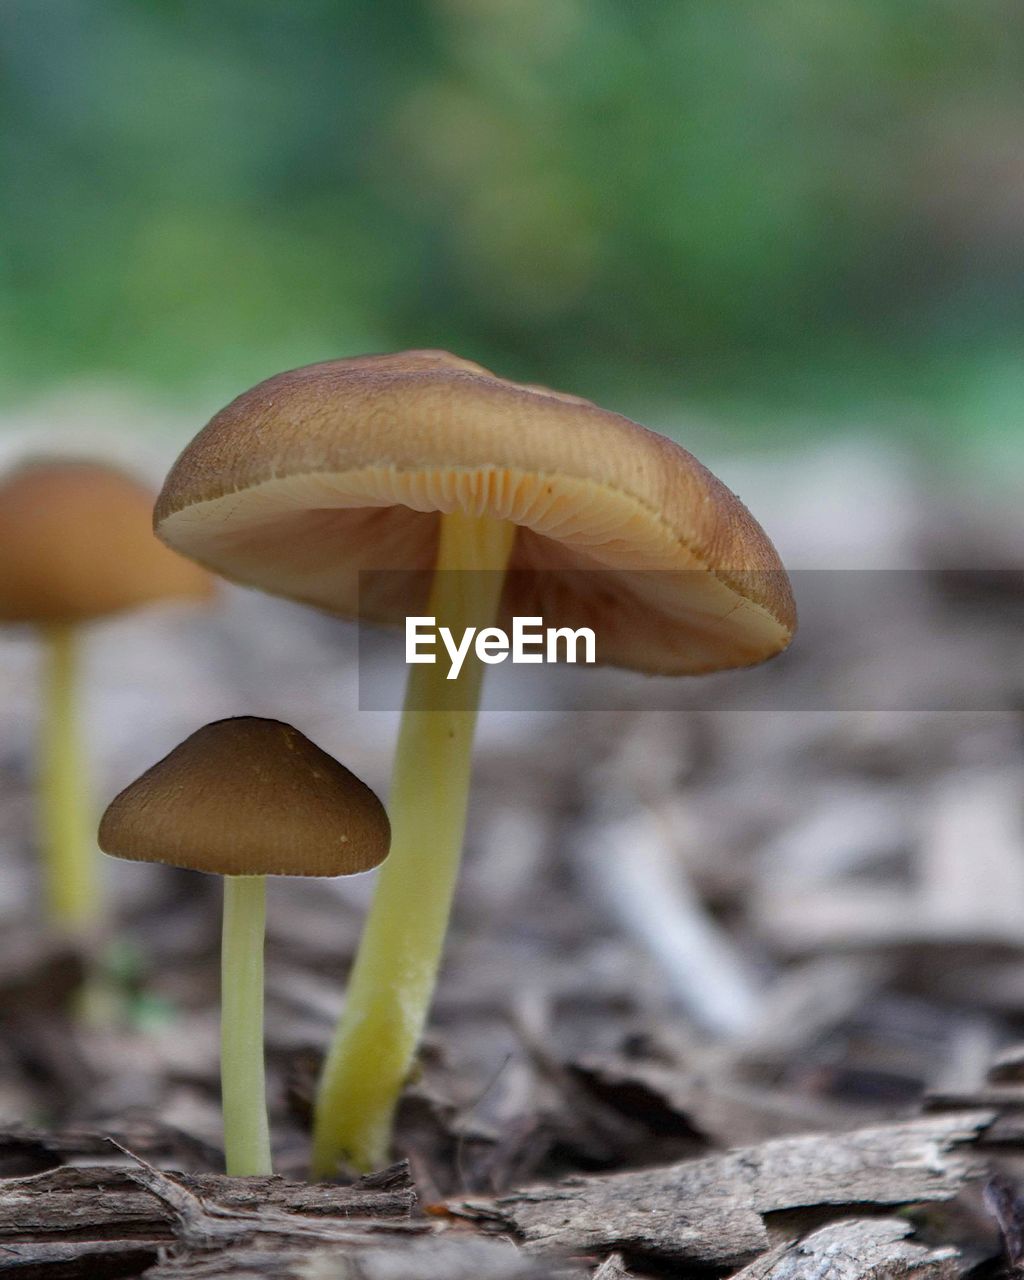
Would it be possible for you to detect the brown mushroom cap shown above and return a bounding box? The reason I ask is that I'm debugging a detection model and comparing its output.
[155,351,795,674]
[99,718,390,877]
[0,459,213,624]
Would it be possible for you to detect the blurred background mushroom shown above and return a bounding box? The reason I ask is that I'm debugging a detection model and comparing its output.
[0,460,211,932]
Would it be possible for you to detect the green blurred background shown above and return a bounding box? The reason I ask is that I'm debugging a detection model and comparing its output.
[2,0,1022,467]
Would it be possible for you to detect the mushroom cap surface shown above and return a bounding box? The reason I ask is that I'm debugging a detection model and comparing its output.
[156,351,795,674]
[99,717,390,877]
[0,459,213,624]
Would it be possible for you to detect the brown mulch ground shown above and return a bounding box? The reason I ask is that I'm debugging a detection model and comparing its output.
[0,450,1021,1277]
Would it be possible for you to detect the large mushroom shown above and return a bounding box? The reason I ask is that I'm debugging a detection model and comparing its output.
[0,459,212,930]
[154,349,796,1173]
[99,717,390,1175]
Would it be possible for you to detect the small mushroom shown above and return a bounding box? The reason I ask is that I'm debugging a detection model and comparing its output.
[153,350,796,1172]
[0,459,212,931]
[98,716,390,1176]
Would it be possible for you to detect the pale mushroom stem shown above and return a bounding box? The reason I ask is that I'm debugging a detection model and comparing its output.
[221,874,273,1176]
[312,510,515,1175]
[40,623,99,929]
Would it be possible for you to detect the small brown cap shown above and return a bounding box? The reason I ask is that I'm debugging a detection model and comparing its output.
[0,459,213,624]
[156,350,795,674]
[99,718,390,877]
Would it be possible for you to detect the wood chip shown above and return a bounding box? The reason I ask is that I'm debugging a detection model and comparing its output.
[983,1174,1024,1271]
[0,1238,163,1278]
[0,1155,424,1277]
[918,771,1024,942]
[727,1218,960,1280]
[569,1053,851,1150]
[146,1236,583,1279]
[0,1120,225,1174]
[0,1138,588,1279]
[451,1112,993,1267]
[569,788,760,1039]
[0,1162,418,1234]
[987,1043,1024,1084]
[591,1255,635,1280]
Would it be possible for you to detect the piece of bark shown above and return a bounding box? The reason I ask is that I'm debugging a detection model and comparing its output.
[0,1121,225,1175]
[727,1218,960,1280]
[929,1018,999,1098]
[569,1053,853,1150]
[0,1129,63,1178]
[451,1112,993,1267]
[0,1162,417,1233]
[755,886,921,956]
[146,1235,583,1279]
[0,1125,414,1211]
[969,1111,1024,1148]
[569,794,759,1039]
[737,955,893,1067]
[591,1254,635,1280]
[0,1237,162,1278]
[0,1144,580,1279]
[983,1174,1024,1270]
[929,957,1024,1014]
[926,1088,1024,1114]
[917,772,1024,943]
[0,1157,423,1278]
[987,1043,1024,1084]
[759,773,1024,960]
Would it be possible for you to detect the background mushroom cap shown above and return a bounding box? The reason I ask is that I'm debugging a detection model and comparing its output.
[156,351,796,674]
[99,717,390,877]
[0,459,213,625]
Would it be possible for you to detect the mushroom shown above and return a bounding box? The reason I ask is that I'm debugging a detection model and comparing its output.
[0,459,212,931]
[153,349,796,1173]
[98,716,390,1176]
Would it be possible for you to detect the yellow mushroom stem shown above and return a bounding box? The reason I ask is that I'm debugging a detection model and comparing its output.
[312,510,515,1175]
[221,874,273,1176]
[40,623,99,930]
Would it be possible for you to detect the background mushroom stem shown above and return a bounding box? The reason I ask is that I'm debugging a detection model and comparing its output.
[221,874,272,1176]
[312,510,515,1176]
[39,623,99,930]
